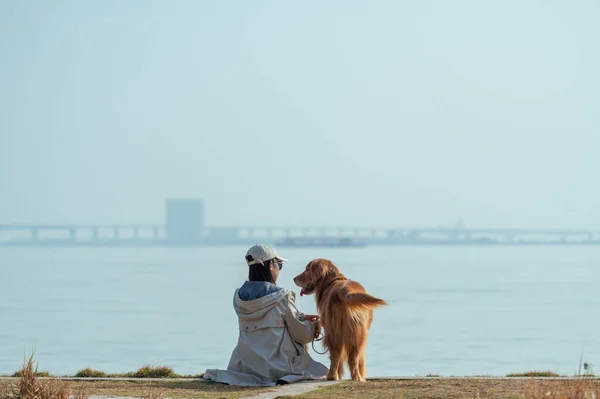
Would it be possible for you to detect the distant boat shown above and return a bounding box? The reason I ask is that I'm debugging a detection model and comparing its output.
[275,237,367,248]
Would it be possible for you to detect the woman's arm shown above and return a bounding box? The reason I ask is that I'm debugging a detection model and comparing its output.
[281,292,318,345]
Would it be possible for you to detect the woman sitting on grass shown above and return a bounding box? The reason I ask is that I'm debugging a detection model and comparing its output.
[204,244,328,386]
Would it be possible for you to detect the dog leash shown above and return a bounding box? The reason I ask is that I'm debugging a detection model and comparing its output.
[311,319,329,355]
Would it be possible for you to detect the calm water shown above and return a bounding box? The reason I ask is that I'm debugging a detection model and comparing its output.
[0,246,598,377]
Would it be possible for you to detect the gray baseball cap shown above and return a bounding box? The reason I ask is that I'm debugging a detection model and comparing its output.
[245,243,288,266]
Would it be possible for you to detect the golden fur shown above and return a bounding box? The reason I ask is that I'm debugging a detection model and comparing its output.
[294,258,387,382]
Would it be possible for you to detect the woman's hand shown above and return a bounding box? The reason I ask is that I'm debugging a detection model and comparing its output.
[303,315,323,339]
[303,314,319,322]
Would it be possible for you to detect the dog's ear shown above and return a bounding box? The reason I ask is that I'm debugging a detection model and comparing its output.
[310,259,340,281]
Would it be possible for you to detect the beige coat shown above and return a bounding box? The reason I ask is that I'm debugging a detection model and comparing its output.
[203,288,328,386]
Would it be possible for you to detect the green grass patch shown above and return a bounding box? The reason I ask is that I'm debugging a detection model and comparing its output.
[75,368,107,378]
[128,365,179,378]
[506,371,561,377]
[11,370,51,378]
[72,366,204,379]
[7,366,204,380]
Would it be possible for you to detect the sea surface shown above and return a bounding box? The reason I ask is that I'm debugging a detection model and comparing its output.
[0,246,598,377]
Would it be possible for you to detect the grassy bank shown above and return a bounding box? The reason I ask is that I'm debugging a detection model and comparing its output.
[280,377,600,399]
[3,377,600,399]
[2,353,598,399]
[0,379,271,399]
[0,354,269,399]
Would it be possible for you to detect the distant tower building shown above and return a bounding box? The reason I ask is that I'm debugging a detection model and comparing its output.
[165,198,205,243]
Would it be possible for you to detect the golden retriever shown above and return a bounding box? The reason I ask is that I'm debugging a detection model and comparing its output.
[294,258,387,382]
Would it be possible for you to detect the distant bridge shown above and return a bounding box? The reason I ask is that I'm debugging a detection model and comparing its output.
[0,224,599,246]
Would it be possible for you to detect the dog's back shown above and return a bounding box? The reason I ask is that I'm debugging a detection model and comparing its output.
[318,279,387,381]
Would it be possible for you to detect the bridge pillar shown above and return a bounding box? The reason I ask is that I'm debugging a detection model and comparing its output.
[134,228,140,240]
[408,230,420,241]
[385,229,394,238]
[92,228,99,241]
[153,227,160,240]
[31,228,39,241]
[114,226,119,240]
[69,228,76,241]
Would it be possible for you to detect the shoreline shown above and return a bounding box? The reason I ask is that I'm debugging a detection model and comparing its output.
[1,376,599,380]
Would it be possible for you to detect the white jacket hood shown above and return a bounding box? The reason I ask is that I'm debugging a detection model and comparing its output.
[233,287,290,322]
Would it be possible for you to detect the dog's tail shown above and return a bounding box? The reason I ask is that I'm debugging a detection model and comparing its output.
[340,291,388,310]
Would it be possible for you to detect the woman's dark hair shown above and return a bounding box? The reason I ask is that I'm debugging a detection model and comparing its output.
[246,256,275,283]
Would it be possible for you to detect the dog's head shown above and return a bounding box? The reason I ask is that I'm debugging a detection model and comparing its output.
[293,258,341,296]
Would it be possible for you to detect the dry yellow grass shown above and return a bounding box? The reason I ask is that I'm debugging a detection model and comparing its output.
[0,352,271,399]
[0,379,273,399]
[524,377,600,399]
[1,352,87,399]
[279,378,600,399]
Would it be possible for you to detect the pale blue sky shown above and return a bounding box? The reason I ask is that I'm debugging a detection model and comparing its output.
[1,0,598,228]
